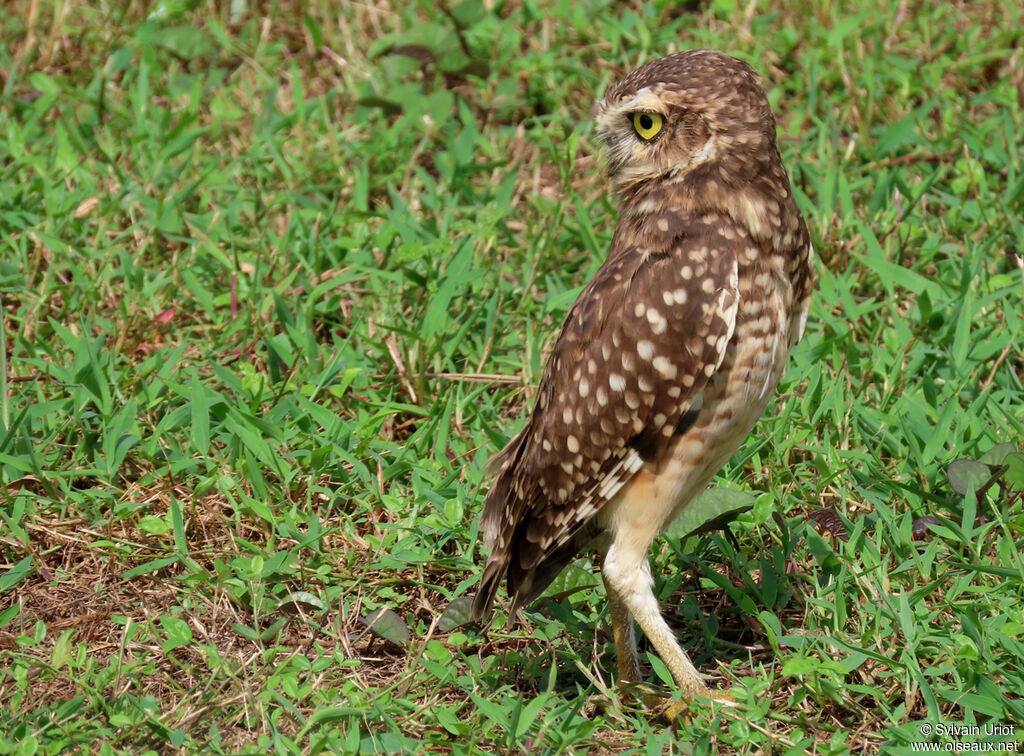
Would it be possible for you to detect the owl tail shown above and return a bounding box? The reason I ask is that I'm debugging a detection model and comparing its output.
[471,555,507,623]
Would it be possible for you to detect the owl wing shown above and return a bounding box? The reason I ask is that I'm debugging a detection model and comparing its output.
[474,219,741,618]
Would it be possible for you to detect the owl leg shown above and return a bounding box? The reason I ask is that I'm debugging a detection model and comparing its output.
[603,570,682,714]
[602,573,642,683]
[602,547,710,699]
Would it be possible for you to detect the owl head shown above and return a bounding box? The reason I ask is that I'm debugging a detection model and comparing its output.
[594,50,779,197]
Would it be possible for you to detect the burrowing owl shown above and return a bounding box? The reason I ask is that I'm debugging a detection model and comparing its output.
[471,50,814,704]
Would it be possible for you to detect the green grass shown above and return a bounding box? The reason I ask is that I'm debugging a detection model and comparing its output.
[1,0,1023,753]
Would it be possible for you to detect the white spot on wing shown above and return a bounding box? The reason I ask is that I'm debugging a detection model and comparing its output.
[653,356,677,380]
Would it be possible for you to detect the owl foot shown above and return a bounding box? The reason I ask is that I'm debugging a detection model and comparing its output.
[620,683,738,722]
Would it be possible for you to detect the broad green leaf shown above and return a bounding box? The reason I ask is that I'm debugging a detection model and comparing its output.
[160,615,193,652]
[1003,453,1024,492]
[979,443,1018,465]
[539,560,597,602]
[438,596,475,632]
[946,459,990,496]
[277,591,325,614]
[51,629,76,669]
[137,515,171,535]
[360,608,409,645]
[664,487,756,540]
[647,652,674,688]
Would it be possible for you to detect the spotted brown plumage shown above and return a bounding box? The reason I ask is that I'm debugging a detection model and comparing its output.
[472,49,814,705]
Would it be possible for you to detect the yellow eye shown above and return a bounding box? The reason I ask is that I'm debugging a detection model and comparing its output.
[632,111,663,140]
